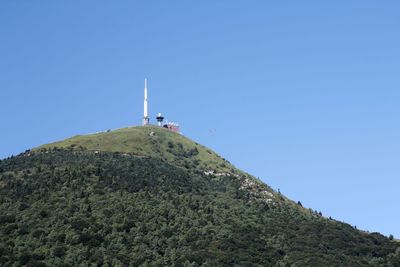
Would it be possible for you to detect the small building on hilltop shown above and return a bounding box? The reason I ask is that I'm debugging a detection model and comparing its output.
[163,122,180,133]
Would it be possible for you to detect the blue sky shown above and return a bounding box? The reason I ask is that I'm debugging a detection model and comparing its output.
[1,1,399,237]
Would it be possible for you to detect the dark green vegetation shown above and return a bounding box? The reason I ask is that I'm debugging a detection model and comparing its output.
[1,127,399,266]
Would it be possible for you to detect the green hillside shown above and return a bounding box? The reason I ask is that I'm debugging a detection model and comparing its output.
[0,126,399,266]
[38,126,235,174]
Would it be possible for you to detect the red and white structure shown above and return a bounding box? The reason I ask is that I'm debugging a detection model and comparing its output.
[163,122,180,133]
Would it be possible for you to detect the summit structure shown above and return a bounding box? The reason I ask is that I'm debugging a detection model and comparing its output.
[142,79,149,126]
[140,79,180,133]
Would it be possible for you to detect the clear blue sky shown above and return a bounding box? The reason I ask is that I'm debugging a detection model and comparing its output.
[1,1,399,237]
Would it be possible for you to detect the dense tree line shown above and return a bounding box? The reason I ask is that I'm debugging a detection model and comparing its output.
[0,150,399,266]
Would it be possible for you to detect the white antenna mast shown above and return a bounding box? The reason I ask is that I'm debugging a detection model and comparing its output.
[142,78,149,125]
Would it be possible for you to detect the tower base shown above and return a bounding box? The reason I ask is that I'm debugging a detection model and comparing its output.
[142,117,149,126]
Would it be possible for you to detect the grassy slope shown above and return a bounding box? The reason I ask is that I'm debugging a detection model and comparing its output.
[38,126,234,174]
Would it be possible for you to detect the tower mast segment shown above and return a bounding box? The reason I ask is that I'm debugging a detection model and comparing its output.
[143,78,150,125]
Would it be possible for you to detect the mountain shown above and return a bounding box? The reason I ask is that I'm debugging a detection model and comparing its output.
[0,126,399,266]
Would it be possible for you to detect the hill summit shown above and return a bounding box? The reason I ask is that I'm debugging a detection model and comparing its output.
[38,126,236,174]
[0,126,399,266]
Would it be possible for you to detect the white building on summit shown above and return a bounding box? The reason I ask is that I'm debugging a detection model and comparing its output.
[141,79,180,133]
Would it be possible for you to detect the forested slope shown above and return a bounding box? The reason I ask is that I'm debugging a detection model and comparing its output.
[1,149,399,266]
[1,126,399,266]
